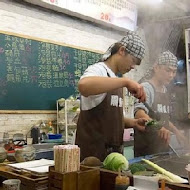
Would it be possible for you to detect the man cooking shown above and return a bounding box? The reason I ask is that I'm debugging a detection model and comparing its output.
[134,51,187,157]
[76,31,150,161]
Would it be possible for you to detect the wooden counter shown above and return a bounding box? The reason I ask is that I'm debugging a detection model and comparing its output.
[0,163,190,190]
[0,165,48,190]
[99,167,190,190]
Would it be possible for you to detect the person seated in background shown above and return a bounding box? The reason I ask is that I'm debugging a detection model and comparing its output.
[134,51,187,157]
[75,31,148,161]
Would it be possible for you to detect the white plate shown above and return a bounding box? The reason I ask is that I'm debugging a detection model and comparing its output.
[8,159,54,172]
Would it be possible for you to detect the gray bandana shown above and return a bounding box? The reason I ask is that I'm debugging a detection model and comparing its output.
[102,31,145,61]
[138,50,178,83]
[157,51,177,67]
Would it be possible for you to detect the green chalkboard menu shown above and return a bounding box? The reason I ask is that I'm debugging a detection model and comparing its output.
[0,31,102,111]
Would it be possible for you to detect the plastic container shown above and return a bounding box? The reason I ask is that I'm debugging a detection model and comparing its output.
[123,129,131,141]
[3,179,21,190]
[42,139,64,143]
[48,134,62,139]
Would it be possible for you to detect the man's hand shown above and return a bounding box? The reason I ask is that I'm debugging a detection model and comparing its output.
[125,79,146,102]
[158,127,170,144]
[134,118,147,131]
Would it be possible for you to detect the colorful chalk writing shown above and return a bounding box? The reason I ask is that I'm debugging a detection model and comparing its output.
[0,32,102,110]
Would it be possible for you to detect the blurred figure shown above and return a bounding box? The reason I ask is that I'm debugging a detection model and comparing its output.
[134,51,187,157]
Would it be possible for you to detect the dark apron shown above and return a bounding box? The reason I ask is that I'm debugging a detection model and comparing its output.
[76,75,124,161]
[134,82,170,157]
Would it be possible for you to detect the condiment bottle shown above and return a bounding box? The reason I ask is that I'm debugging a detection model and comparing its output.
[48,121,54,134]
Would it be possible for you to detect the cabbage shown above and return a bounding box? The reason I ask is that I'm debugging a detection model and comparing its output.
[103,152,129,171]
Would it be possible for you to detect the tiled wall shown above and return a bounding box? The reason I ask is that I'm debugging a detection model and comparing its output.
[0,114,56,137]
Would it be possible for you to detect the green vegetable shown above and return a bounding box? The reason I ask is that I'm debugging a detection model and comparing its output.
[146,120,158,127]
[145,120,162,131]
[142,159,188,183]
[128,163,146,174]
[103,152,129,171]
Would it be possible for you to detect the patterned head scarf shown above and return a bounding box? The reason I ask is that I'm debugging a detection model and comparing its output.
[102,31,145,61]
[157,51,178,67]
[138,50,178,83]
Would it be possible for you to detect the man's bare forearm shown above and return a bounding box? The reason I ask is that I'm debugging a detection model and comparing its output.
[135,109,150,120]
[78,76,128,97]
